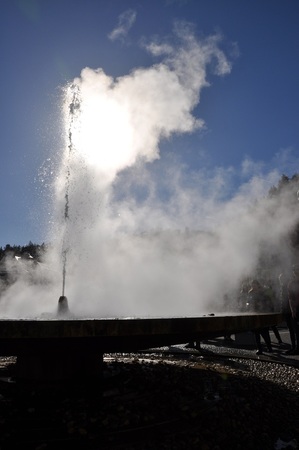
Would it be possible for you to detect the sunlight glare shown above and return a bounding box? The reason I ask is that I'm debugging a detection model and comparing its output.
[71,91,134,177]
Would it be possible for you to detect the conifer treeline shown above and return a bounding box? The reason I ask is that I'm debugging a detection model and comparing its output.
[0,242,47,262]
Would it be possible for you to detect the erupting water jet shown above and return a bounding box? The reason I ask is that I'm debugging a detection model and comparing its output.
[59,84,82,307]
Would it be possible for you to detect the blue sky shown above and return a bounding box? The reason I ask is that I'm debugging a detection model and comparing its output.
[1,0,299,248]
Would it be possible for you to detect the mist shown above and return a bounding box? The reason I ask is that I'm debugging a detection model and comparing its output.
[1,24,298,319]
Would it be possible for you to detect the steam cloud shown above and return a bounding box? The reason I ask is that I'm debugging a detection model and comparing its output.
[108,9,137,42]
[1,23,298,319]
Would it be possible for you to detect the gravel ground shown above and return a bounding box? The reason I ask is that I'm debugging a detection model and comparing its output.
[0,333,299,450]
